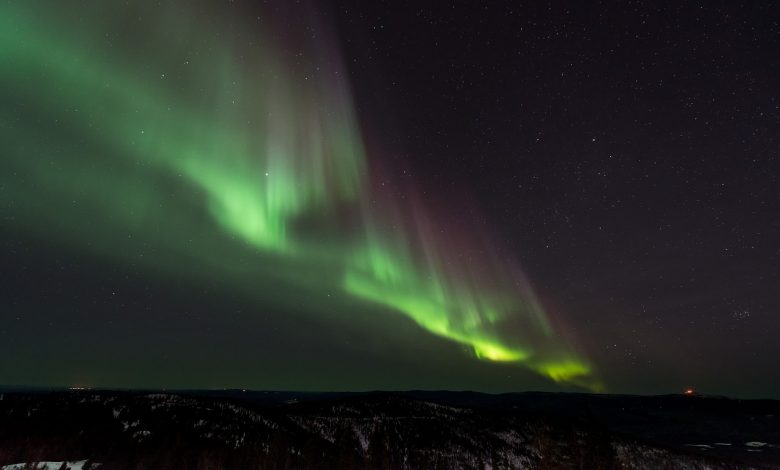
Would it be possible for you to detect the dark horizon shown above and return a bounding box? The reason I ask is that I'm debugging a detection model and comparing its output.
[1,385,776,402]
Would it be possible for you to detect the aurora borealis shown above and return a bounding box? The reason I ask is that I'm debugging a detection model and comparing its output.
[1,1,777,397]
[0,0,594,390]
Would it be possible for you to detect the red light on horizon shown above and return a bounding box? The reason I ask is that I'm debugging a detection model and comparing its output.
[684,388,695,396]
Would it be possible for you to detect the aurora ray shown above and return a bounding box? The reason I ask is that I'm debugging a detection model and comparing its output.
[0,0,598,389]
[345,189,597,388]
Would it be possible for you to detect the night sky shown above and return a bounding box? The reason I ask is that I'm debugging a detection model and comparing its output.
[1,1,777,398]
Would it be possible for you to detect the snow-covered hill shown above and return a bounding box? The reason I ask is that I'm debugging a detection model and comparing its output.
[0,390,777,469]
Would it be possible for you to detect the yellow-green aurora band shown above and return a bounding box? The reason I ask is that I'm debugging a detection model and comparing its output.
[0,1,599,390]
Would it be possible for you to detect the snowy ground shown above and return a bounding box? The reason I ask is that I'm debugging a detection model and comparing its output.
[2,461,94,470]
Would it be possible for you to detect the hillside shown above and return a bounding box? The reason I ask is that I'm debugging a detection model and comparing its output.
[0,390,777,469]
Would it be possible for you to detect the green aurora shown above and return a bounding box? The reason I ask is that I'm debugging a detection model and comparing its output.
[0,1,598,390]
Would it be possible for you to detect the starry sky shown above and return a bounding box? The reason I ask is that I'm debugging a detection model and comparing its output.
[1,1,777,398]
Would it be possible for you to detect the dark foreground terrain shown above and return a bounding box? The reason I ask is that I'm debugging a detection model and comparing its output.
[0,389,778,469]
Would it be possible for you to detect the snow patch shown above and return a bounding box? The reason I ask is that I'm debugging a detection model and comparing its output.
[2,460,93,470]
[121,419,140,431]
[745,441,767,447]
[353,425,370,453]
